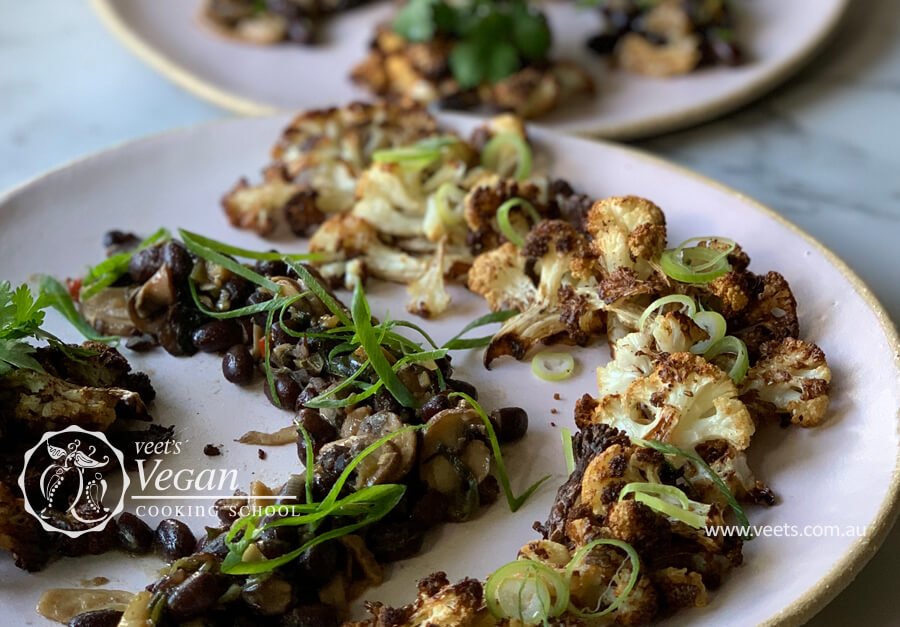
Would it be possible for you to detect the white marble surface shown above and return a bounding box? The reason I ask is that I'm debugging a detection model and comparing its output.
[0,0,898,625]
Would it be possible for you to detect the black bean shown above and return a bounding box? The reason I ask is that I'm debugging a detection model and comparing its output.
[192,319,243,353]
[246,290,274,326]
[167,571,223,621]
[478,474,501,506]
[366,521,425,563]
[116,511,153,554]
[162,241,193,283]
[256,522,297,559]
[295,408,337,459]
[264,373,301,409]
[489,407,529,443]
[221,275,253,306]
[293,542,340,586]
[255,257,288,277]
[223,344,255,385]
[154,518,196,562]
[68,609,124,627]
[296,377,328,407]
[128,246,163,283]
[158,304,204,357]
[197,528,230,559]
[280,604,339,627]
[420,392,452,421]
[271,321,299,346]
[587,33,620,55]
[447,379,478,400]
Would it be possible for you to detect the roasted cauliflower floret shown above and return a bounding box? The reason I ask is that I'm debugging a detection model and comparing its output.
[592,353,757,500]
[406,240,451,318]
[741,337,831,427]
[309,214,427,286]
[223,101,439,236]
[597,311,708,396]
[587,196,667,280]
[468,220,605,366]
[730,271,800,358]
[350,572,491,627]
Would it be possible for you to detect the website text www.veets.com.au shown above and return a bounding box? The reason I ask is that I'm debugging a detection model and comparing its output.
[706,524,872,539]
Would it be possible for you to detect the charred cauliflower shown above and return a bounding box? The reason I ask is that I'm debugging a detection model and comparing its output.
[222,102,439,236]
[591,352,757,500]
[468,220,606,367]
[741,337,832,427]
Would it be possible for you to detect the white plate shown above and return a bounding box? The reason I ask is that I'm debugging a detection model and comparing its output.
[0,114,897,626]
[90,0,849,139]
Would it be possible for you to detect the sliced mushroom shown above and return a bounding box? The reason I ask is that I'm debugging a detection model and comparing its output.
[419,405,493,496]
[80,287,136,336]
[316,411,417,490]
[132,264,176,319]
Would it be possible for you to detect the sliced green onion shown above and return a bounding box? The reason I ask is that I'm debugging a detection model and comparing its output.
[565,539,640,619]
[178,229,324,262]
[262,306,280,408]
[222,484,406,575]
[619,483,709,529]
[432,182,466,227]
[188,279,294,320]
[80,227,170,300]
[633,493,708,529]
[634,438,751,536]
[449,392,550,512]
[485,560,569,622]
[659,237,736,284]
[496,198,541,247]
[442,309,517,350]
[372,136,459,170]
[531,351,575,381]
[318,425,423,511]
[351,282,418,409]
[691,310,727,354]
[638,294,698,329]
[297,425,315,506]
[35,275,118,344]
[704,335,749,383]
[561,428,575,475]
[482,133,532,180]
[180,230,280,293]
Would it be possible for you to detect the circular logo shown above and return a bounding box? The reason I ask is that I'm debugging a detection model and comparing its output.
[17,425,130,538]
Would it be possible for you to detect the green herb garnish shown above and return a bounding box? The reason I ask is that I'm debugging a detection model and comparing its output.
[634,437,752,538]
[449,391,550,512]
[393,0,552,89]
[442,309,517,350]
[80,228,170,300]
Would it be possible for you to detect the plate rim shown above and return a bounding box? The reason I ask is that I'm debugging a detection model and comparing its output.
[88,0,850,139]
[1,114,897,626]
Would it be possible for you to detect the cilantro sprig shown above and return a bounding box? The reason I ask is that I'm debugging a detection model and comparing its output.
[0,279,112,377]
[393,0,553,89]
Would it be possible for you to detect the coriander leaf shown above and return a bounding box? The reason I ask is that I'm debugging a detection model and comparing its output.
[486,41,521,83]
[0,338,43,375]
[393,0,437,42]
[36,275,119,344]
[512,10,551,60]
[449,40,485,89]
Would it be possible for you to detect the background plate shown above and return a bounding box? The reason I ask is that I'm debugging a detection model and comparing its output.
[91,0,849,139]
[0,114,897,626]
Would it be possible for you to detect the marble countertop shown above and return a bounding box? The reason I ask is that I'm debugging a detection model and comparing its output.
[1,1,897,625]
